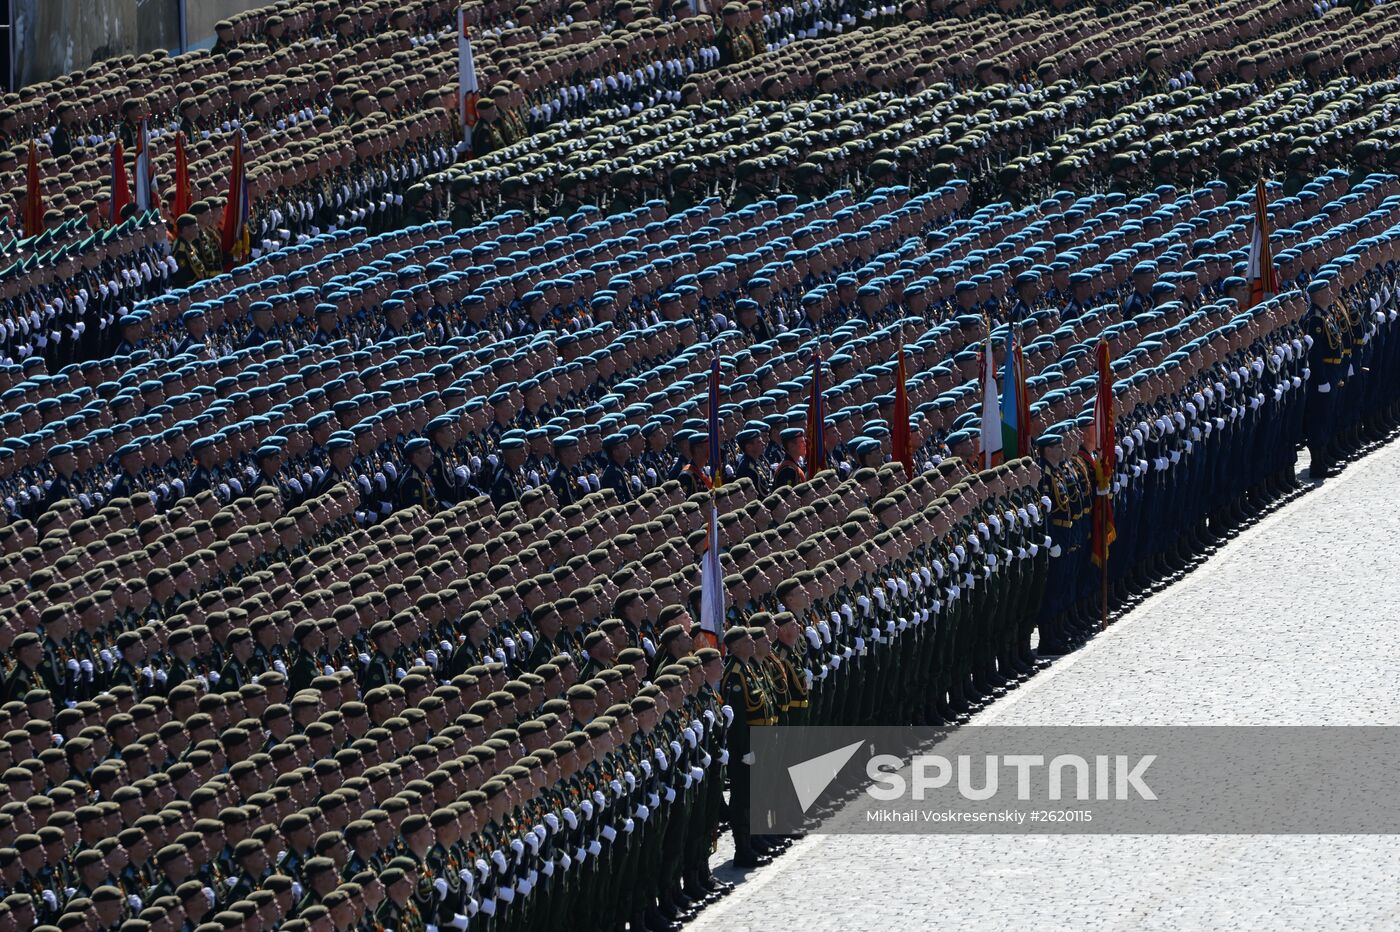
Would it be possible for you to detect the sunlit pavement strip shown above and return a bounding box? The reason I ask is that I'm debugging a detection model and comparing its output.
[695,441,1400,931]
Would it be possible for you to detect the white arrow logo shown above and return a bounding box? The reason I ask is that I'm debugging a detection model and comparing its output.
[787,740,865,813]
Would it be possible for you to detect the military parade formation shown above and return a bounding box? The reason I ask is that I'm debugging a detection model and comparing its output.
[0,0,1398,929]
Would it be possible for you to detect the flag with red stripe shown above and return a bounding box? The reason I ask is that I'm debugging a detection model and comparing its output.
[1246,178,1277,309]
[219,133,250,270]
[458,9,480,153]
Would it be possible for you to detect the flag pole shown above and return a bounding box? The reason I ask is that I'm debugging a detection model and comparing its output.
[1100,540,1109,632]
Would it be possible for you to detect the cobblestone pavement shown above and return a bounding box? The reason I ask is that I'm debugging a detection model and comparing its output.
[696,442,1400,931]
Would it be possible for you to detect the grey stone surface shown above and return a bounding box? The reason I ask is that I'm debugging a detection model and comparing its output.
[697,442,1400,931]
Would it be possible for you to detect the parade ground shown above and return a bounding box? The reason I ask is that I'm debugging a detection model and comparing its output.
[696,441,1400,931]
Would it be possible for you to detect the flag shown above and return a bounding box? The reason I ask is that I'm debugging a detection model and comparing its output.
[978,334,1002,469]
[458,9,480,152]
[22,141,43,238]
[133,119,156,212]
[1246,178,1277,309]
[171,132,192,223]
[698,501,724,650]
[708,357,723,488]
[805,352,826,474]
[219,133,250,270]
[109,139,131,226]
[891,341,913,480]
[1000,325,1031,460]
[1090,336,1117,568]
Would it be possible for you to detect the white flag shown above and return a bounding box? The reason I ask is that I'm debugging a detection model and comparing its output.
[134,119,154,211]
[458,9,479,152]
[979,334,1002,470]
[699,502,724,640]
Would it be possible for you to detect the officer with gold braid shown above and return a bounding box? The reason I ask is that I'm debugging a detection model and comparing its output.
[720,626,775,869]
[773,612,811,726]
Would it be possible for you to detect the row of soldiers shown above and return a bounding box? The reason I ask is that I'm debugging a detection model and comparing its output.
[435,0,1400,225]
[1032,240,1400,645]
[0,171,1376,533]
[0,441,1064,931]
[1,257,1398,928]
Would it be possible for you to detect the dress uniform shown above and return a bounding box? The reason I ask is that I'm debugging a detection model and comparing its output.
[1303,277,1346,478]
[732,428,775,496]
[396,439,439,512]
[773,428,808,488]
[171,217,208,287]
[720,628,774,869]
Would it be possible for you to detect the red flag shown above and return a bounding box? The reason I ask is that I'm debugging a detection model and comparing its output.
[22,141,43,238]
[171,132,192,225]
[109,139,131,226]
[805,352,826,475]
[1090,337,1117,568]
[1246,178,1277,309]
[892,341,913,480]
[219,134,250,270]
